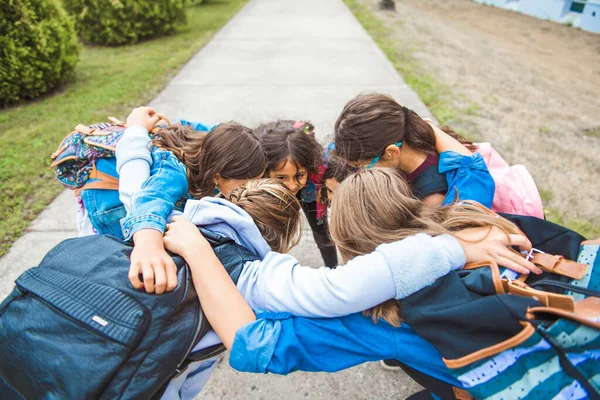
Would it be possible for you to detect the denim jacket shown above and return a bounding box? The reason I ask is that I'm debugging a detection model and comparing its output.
[80,119,213,240]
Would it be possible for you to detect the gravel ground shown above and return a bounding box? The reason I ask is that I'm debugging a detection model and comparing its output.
[362,0,600,229]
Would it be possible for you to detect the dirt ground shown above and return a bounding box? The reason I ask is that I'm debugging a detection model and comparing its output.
[362,0,600,227]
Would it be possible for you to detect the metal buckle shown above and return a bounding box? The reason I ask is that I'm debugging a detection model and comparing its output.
[522,248,545,262]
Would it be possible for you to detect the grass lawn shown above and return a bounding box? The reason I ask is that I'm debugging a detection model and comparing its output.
[0,0,248,257]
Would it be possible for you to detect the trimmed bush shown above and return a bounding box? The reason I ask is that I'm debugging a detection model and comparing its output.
[0,0,80,106]
[63,0,187,46]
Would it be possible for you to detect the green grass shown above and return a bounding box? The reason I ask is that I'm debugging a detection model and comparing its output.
[345,0,598,238]
[0,0,248,257]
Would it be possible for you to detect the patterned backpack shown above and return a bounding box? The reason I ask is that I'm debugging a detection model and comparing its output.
[401,208,600,399]
[51,116,169,196]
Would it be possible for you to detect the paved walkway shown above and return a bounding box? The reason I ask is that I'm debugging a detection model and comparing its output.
[0,0,434,398]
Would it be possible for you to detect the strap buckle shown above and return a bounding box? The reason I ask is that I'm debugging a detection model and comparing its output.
[523,248,545,262]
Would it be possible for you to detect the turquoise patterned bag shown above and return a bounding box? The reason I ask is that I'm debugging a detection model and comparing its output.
[51,116,169,194]
[447,241,600,400]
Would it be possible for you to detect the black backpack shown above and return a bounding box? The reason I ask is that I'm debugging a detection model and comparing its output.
[0,228,258,399]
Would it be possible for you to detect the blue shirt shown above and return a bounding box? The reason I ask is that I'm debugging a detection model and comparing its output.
[439,151,494,208]
[230,311,461,387]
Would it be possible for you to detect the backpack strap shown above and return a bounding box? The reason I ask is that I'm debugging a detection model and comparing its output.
[502,278,575,311]
[528,250,588,280]
[74,163,119,196]
[465,260,577,312]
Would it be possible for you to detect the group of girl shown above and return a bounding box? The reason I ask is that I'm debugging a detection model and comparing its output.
[77,93,542,400]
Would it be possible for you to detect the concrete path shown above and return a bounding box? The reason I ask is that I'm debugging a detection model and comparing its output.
[0,0,435,398]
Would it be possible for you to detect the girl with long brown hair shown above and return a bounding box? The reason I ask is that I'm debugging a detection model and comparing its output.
[253,120,337,267]
[79,107,267,294]
[334,93,495,208]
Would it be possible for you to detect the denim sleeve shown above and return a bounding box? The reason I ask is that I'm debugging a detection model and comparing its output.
[120,149,188,240]
[438,151,495,207]
[229,312,460,386]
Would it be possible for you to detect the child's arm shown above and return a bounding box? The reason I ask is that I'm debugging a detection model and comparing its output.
[237,233,465,317]
[115,108,185,294]
[165,217,537,321]
[163,216,255,349]
[228,312,459,383]
[431,123,471,156]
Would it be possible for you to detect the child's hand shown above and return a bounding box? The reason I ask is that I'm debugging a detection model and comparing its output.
[129,229,178,294]
[455,226,543,275]
[163,216,210,259]
[126,107,161,132]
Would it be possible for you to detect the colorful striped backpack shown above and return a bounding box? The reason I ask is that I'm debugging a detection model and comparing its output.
[51,116,169,196]
[402,210,600,399]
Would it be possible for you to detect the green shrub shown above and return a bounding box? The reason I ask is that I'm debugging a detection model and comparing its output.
[0,0,80,106]
[63,0,187,46]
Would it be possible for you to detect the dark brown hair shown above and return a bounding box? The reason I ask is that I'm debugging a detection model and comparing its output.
[319,155,353,205]
[253,120,324,180]
[334,93,438,162]
[335,94,478,161]
[152,122,267,198]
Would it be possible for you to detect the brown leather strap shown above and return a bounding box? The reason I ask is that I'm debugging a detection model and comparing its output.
[74,180,119,196]
[108,116,126,125]
[453,387,474,400]
[444,322,535,369]
[503,279,575,311]
[74,124,95,135]
[527,306,600,330]
[73,163,119,196]
[530,252,588,280]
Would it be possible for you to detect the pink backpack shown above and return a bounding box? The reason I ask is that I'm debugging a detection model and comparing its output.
[475,143,544,218]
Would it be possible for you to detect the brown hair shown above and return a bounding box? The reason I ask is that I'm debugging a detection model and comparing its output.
[329,167,521,327]
[229,179,302,254]
[254,120,324,181]
[319,155,354,206]
[334,93,437,162]
[152,122,267,198]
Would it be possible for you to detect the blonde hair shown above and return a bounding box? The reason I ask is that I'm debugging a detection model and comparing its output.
[329,168,521,327]
[229,179,302,254]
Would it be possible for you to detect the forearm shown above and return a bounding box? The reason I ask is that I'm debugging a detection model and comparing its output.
[237,233,466,317]
[116,125,153,214]
[120,151,188,240]
[432,124,470,156]
[185,245,256,349]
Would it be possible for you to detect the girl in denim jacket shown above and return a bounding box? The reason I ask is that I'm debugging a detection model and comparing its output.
[81,107,267,294]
